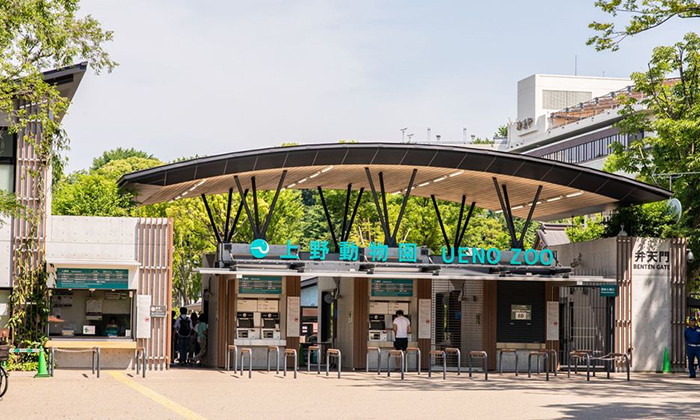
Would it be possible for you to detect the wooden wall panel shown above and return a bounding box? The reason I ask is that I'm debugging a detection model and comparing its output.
[545,283,560,371]
[286,276,301,366]
[416,279,431,369]
[353,278,369,370]
[615,237,633,363]
[136,218,173,370]
[482,281,497,371]
[670,238,687,370]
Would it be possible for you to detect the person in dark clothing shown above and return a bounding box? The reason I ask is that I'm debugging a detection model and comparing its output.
[174,307,193,365]
[685,316,700,378]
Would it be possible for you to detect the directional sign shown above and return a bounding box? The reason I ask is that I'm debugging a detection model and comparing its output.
[56,268,129,289]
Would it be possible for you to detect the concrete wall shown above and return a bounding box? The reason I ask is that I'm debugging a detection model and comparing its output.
[630,238,672,372]
[551,237,674,372]
[550,237,618,278]
[0,216,12,289]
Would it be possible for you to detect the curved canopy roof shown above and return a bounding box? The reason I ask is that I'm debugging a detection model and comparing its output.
[118,143,671,221]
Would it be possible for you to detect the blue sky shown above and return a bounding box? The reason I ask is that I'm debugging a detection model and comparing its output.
[62,1,697,171]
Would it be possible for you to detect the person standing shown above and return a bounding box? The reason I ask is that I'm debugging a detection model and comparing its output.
[174,307,193,365]
[392,310,411,352]
[194,313,209,366]
[686,316,700,378]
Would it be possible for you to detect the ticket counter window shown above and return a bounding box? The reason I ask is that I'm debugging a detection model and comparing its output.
[49,290,133,338]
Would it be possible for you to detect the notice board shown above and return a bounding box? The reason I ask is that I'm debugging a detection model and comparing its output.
[239,276,283,295]
[286,296,300,337]
[370,279,413,297]
[136,295,152,339]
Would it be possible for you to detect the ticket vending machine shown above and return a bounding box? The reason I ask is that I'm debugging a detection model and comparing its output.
[236,312,259,339]
[368,301,412,342]
[261,312,281,339]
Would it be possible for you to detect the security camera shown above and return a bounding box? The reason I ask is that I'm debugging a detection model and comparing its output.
[688,250,695,263]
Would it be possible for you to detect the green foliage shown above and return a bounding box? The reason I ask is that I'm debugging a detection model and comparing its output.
[588,0,700,51]
[1,0,116,346]
[91,147,155,171]
[566,216,606,243]
[471,137,495,144]
[603,32,700,287]
[494,125,508,138]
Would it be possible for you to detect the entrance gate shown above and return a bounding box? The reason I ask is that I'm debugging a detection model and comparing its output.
[559,285,614,367]
[432,279,484,367]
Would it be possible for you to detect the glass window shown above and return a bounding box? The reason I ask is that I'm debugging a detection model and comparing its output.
[0,128,15,193]
[49,290,133,338]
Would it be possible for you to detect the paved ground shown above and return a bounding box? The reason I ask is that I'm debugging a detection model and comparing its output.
[1,367,697,419]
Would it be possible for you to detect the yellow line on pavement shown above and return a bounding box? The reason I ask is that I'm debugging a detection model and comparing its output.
[109,372,208,420]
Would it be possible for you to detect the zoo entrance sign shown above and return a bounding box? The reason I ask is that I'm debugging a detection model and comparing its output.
[248,238,555,266]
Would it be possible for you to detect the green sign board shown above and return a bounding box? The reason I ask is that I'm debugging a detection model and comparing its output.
[600,285,618,297]
[370,279,413,297]
[239,276,283,295]
[56,268,129,290]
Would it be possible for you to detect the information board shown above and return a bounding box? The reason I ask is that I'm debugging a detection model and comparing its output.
[370,279,413,297]
[418,298,431,339]
[511,304,532,321]
[239,276,283,295]
[546,301,559,341]
[287,296,300,337]
[136,295,151,339]
[600,285,618,297]
[56,268,129,289]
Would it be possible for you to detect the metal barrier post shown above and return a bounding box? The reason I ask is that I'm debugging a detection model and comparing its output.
[284,349,297,379]
[267,346,280,375]
[445,348,461,375]
[468,351,488,381]
[544,349,557,377]
[239,349,252,378]
[366,347,381,375]
[50,347,55,377]
[387,350,405,380]
[96,347,101,379]
[428,350,446,379]
[226,345,238,372]
[141,348,146,379]
[326,349,341,379]
[406,348,421,375]
[308,345,321,374]
[498,349,518,376]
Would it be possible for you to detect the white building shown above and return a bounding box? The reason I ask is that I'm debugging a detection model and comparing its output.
[502,74,645,172]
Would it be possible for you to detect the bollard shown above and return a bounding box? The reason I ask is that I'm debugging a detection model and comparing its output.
[366,347,381,375]
[428,350,447,380]
[405,347,421,375]
[445,348,461,375]
[468,351,488,381]
[284,349,298,379]
[498,349,518,376]
[387,350,405,380]
[226,345,238,373]
[239,348,252,379]
[326,349,342,379]
[308,345,321,375]
[267,346,280,375]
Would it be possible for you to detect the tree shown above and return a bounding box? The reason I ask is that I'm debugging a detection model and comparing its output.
[588,0,700,51]
[53,156,162,217]
[603,32,700,286]
[91,147,155,171]
[494,125,508,138]
[0,0,115,355]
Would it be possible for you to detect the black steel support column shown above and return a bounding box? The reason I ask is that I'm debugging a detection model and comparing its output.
[517,185,542,248]
[343,188,364,242]
[317,186,340,251]
[365,168,392,244]
[234,175,261,239]
[493,177,543,249]
[201,194,223,243]
[251,176,260,231]
[456,201,476,249]
[390,169,418,244]
[260,170,287,238]
[454,195,466,249]
[430,195,451,250]
[223,188,233,240]
[226,189,248,242]
[341,184,352,240]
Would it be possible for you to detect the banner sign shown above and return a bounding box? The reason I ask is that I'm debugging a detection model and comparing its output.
[239,276,283,295]
[56,268,129,289]
[600,285,618,297]
[370,279,413,297]
[245,239,554,266]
